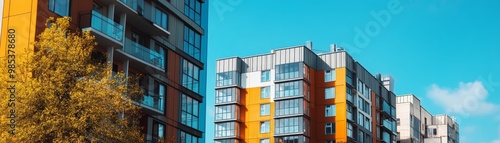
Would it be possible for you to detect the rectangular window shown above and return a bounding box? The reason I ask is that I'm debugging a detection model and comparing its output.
[325,122,335,134]
[261,86,270,98]
[181,94,199,129]
[347,122,353,137]
[215,122,238,138]
[261,70,270,82]
[260,121,270,133]
[216,71,239,87]
[325,87,335,99]
[275,62,300,81]
[215,105,237,120]
[183,26,202,60]
[324,69,335,82]
[184,0,202,25]
[275,98,305,116]
[346,70,354,85]
[347,104,353,121]
[275,81,303,98]
[325,105,336,117]
[216,88,239,104]
[49,0,70,16]
[154,7,168,31]
[275,117,303,134]
[182,59,200,93]
[152,122,165,142]
[260,139,270,143]
[260,104,270,116]
[180,131,199,143]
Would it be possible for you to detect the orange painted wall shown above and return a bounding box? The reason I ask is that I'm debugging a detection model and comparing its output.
[240,87,275,143]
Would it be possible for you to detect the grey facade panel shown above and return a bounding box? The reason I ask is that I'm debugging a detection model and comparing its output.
[241,54,274,73]
[318,52,349,70]
[275,46,304,65]
[302,47,317,69]
[216,58,241,73]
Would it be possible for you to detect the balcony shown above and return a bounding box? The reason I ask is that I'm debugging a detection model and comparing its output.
[121,38,165,70]
[80,10,123,47]
[114,0,170,36]
[382,119,395,132]
[137,88,164,113]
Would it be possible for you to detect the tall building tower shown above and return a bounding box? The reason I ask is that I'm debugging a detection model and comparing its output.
[396,94,459,143]
[214,43,398,143]
[1,0,208,142]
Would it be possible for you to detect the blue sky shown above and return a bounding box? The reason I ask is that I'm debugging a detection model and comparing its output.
[206,0,500,142]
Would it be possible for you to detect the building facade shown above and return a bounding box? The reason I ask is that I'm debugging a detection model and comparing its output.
[214,43,398,143]
[396,94,459,143]
[1,0,208,142]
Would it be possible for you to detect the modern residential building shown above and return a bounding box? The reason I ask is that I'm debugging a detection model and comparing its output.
[396,94,459,143]
[214,43,398,143]
[1,0,207,142]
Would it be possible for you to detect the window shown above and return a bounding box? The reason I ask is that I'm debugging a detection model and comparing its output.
[275,62,300,80]
[260,104,270,116]
[326,141,335,143]
[152,122,165,142]
[260,121,270,133]
[364,117,371,131]
[324,69,335,82]
[182,59,200,93]
[325,122,335,134]
[347,104,353,120]
[275,98,305,116]
[184,0,202,25]
[215,122,238,137]
[180,131,199,143]
[216,71,238,87]
[215,139,236,143]
[154,7,168,31]
[215,105,237,120]
[275,81,302,98]
[181,94,199,129]
[216,88,238,104]
[275,136,307,143]
[325,105,336,117]
[183,26,202,60]
[49,0,70,16]
[261,70,270,82]
[275,117,303,134]
[152,81,165,111]
[261,86,270,99]
[347,122,353,137]
[325,87,335,99]
[346,70,354,85]
[260,139,270,143]
[397,118,400,125]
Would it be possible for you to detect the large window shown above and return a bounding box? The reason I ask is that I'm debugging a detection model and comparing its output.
[181,94,199,129]
[275,98,305,116]
[347,104,353,121]
[325,87,335,99]
[261,70,270,82]
[215,105,238,120]
[325,105,336,117]
[275,81,302,98]
[216,88,239,104]
[260,139,270,143]
[260,104,270,116]
[151,121,165,142]
[184,0,202,25]
[325,122,335,135]
[215,122,238,137]
[261,86,270,99]
[180,131,199,143]
[275,117,304,134]
[275,136,308,143]
[324,69,335,82]
[183,26,202,60]
[260,121,270,133]
[154,7,168,31]
[346,70,354,85]
[347,123,353,138]
[215,139,236,143]
[216,71,239,87]
[49,0,70,16]
[182,59,200,93]
[275,63,300,81]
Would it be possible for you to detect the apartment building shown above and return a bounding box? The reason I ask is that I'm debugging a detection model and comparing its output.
[1,0,207,142]
[396,94,459,143]
[214,43,398,143]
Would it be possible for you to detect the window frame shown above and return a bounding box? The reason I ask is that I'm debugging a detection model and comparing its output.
[261,70,271,82]
[325,105,336,117]
[261,86,270,99]
[49,0,70,16]
[260,121,270,133]
[325,87,335,99]
[260,104,270,116]
[325,122,335,135]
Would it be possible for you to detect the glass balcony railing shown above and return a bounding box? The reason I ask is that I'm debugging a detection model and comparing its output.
[119,0,144,13]
[383,119,395,131]
[80,10,123,42]
[123,38,165,69]
[139,89,164,112]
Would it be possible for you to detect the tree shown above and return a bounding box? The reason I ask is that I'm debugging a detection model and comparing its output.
[0,17,143,142]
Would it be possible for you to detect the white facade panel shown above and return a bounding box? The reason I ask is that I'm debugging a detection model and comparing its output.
[240,70,276,102]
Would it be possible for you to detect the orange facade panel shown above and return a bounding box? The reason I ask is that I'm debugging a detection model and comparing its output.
[241,87,275,143]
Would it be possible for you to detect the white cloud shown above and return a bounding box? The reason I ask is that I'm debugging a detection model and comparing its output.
[427,81,498,116]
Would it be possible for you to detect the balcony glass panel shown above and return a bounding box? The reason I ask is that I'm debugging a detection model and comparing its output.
[139,89,164,112]
[84,10,123,41]
[123,38,165,69]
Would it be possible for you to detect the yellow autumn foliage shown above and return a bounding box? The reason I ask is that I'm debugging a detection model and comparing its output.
[0,17,143,142]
